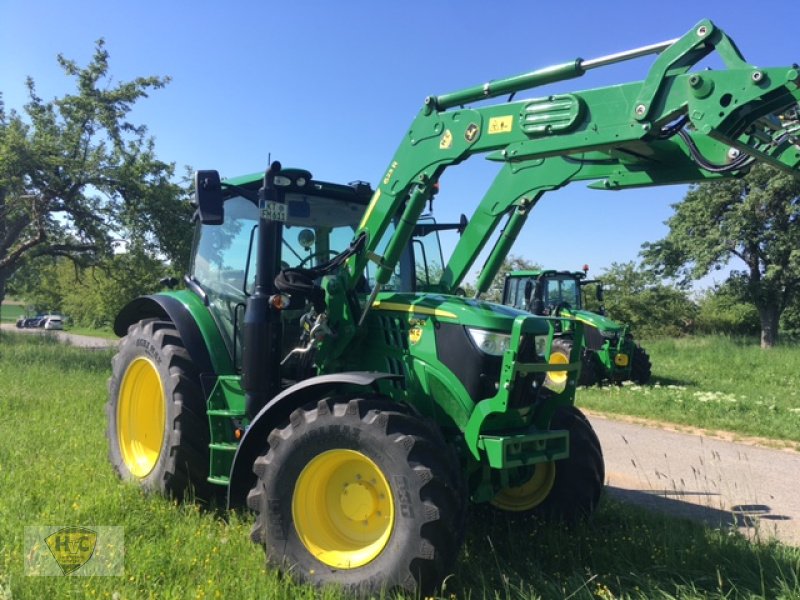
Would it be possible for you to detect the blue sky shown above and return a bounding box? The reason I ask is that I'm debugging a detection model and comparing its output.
[1,0,797,287]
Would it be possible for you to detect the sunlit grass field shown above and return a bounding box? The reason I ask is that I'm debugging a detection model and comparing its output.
[1,332,799,599]
[577,336,800,444]
[0,302,24,323]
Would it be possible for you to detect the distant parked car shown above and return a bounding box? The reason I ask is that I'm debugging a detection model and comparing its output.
[43,316,64,330]
[15,317,26,328]
[23,315,45,328]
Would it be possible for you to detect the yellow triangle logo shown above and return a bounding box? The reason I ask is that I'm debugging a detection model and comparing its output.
[45,527,97,575]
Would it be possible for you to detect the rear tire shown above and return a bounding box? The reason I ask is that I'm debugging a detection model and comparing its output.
[247,396,465,596]
[106,318,212,500]
[546,338,596,387]
[630,344,652,384]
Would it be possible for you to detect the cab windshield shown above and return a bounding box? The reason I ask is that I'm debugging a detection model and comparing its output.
[544,276,581,310]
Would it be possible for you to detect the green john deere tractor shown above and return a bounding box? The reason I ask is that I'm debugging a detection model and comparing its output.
[503,269,651,385]
[106,20,800,596]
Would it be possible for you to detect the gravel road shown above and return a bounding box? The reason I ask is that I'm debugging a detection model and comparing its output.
[0,323,118,348]
[591,413,800,546]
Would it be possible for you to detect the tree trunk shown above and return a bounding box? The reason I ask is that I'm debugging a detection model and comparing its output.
[758,304,780,348]
[0,271,6,326]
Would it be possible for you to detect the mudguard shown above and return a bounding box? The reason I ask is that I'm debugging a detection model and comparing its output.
[227,371,401,508]
[114,293,219,377]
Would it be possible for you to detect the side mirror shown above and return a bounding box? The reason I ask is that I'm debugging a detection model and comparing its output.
[194,170,224,225]
[596,284,604,302]
[458,213,468,235]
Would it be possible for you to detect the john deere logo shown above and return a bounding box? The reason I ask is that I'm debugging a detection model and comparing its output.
[439,129,453,150]
[45,527,97,575]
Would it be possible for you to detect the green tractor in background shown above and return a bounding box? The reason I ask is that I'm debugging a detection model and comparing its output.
[105,20,800,596]
[503,268,651,386]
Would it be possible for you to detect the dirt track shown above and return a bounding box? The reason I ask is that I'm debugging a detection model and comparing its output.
[0,323,118,348]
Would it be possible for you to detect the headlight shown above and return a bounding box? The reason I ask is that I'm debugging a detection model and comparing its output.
[466,328,511,356]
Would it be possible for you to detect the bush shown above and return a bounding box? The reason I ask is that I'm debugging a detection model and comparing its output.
[695,287,760,335]
[599,262,696,337]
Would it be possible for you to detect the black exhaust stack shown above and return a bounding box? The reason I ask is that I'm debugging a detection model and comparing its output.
[243,161,284,419]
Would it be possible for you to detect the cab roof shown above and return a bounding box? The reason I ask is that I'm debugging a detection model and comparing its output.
[223,169,374,205]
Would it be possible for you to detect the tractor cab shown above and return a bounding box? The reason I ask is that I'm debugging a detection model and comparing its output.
[504,269,607,316]
[503,270,585,315]
[190,168,446,373]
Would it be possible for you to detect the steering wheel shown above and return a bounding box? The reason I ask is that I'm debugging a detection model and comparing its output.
[297,250,340,268]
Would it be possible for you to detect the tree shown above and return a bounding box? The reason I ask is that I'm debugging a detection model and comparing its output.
[642,164,800,348]
[599,261,696,337]
[9,250,172,328]
[483,254,540,302]
[0,40,193,309]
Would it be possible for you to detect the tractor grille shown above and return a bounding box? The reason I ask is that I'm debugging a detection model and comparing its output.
[508,334,547,409]
[584,325,606,350]
[379,315,409,351]
[435,323,502,403]
[384,356,408,390]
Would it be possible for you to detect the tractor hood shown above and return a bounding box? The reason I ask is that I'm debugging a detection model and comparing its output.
[562,308,624,333]
[372,292,548,333]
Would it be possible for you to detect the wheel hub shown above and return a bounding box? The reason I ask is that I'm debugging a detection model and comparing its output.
[341,481,378,522]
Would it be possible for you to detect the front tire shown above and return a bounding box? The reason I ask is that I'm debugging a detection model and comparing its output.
[247,396,465,596]
[106,318,211,499]
[491,406,604,522]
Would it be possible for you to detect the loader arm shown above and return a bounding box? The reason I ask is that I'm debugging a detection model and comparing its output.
[444,121,800,295]
[319,18,799,360]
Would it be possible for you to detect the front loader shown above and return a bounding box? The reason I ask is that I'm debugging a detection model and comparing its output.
[107,20,800,596]
[503,268,651,385]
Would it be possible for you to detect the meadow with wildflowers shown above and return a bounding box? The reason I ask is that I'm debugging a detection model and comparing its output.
[578,336,800,446]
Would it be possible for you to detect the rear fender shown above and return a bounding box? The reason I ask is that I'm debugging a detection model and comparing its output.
[227,371,401,508]
[114,293,232,378]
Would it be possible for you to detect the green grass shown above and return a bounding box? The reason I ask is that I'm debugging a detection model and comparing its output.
[1,332,799,599]
[578,336,800,444]
[0,302,25,323]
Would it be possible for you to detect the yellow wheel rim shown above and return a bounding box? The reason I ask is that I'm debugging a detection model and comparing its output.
[490,463,557,512]
[117,357,166,478]
[292,449,395,569]
[544,350,570,392]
